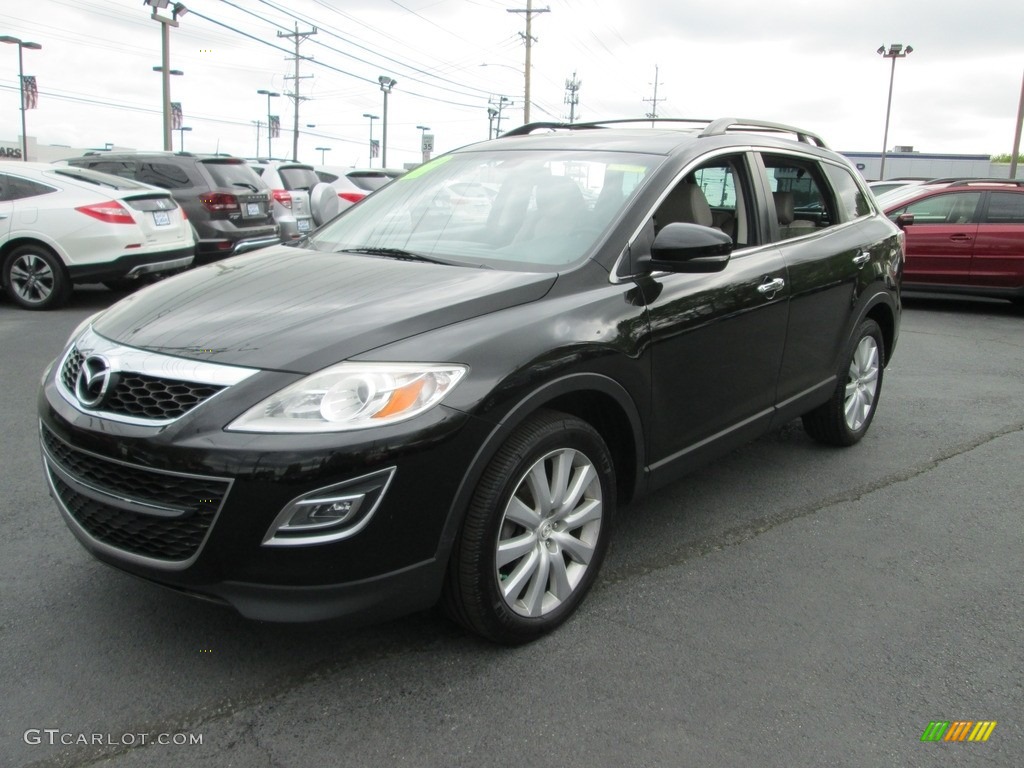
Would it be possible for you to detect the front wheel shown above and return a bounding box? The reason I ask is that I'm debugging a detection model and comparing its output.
[802,319,885,446]
[3,244,71,310]
[443,410,616,644]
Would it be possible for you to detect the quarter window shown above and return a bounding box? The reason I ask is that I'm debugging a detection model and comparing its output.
[138,162,191,189]
[823,164,871,222]
[0,174,55,200]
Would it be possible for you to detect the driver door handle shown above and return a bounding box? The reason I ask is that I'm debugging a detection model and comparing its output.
[853,252,871,267]
[757,277,785,297]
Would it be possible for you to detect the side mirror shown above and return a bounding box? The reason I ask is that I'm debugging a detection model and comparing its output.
[895,212,915,231]
[638,222,732,274]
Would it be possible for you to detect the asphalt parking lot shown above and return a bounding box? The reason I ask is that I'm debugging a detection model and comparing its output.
[1,287,1021,768]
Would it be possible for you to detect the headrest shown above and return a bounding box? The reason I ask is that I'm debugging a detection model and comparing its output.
[773,191,795,225]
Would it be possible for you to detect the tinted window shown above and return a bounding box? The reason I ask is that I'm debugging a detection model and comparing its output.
[278,167,320,191]
[898,192,981,224]
[201,161,266,190]
[315,170,339,184]
[137,162,191,189]
[824,164,871,221]
[53,167,151,191]
[347,172,393,192]
[78,160,137,179]
[761,155,834,240]
[0,174,56,201]
[984,192,1024,224]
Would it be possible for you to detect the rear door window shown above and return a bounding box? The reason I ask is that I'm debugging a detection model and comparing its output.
[983,192,1024,224]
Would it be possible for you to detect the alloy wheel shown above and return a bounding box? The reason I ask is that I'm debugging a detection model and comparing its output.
[844,335,880,432]
[10,252,55,305]
[495,447,603,618]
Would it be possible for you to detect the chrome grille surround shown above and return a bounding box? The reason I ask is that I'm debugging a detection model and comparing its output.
[56,326,258,426]
[40,423,233,569]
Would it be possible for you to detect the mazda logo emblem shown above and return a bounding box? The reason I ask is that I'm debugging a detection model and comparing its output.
[75,355,117,409]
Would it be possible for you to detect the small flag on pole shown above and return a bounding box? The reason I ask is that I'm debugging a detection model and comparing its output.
[22,76,38,109]
[171,102,182,130]
[269,115,280,139]
[370,139,380,159]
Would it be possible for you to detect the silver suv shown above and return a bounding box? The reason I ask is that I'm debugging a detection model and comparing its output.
[248,161,321,240]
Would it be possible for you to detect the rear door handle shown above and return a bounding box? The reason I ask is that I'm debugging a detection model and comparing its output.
[949,234,973,242]
[853,252,871,267]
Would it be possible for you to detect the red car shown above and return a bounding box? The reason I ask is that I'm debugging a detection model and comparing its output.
[879,178,1024,306]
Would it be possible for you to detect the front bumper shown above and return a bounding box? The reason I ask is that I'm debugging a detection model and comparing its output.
[38,366,490,623]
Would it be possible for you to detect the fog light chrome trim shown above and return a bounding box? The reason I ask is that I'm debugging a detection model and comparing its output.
[262,467,396,547]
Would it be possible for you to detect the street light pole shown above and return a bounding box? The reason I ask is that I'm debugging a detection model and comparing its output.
[0,35,42,161]
[363,113,378,167]
[315,146,331,164]
[378,76,397,169]
[177,126,192,152]
[257,89,280,159]
[877,43,913,181]
[145,1,187,152]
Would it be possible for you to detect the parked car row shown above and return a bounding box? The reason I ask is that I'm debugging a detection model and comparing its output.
[1,153,406,310]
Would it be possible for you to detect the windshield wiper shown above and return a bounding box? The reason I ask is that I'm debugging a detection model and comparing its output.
[232,182,259,192]
[338,247,459,266]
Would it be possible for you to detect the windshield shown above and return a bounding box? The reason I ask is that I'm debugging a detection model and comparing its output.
[306,149,660,271]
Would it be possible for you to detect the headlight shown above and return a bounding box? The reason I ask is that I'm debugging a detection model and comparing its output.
[227,362,468,433]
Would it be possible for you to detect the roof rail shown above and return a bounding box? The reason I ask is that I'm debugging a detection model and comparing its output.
[699,118,828,148]
[927,177,1024,186]
[499,118,715,137]
[498,117,829,147]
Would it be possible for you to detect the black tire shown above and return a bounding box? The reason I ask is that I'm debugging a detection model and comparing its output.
[443,409,616,644]
[3,244,71,310]
[802,319,885,446]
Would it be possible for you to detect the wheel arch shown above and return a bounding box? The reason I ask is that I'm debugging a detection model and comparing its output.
[0,236,68,287]
[861,292,898,365]
[435,372,645,565]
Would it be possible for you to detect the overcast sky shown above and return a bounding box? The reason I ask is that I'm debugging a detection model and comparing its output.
[1,0,1022,168]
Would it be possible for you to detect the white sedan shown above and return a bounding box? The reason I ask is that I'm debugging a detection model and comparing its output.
[1,162,195,310]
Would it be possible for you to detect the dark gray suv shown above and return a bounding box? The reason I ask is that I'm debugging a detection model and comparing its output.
[63,153,280,264]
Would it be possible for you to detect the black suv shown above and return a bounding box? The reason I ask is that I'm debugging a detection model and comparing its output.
[63,153,280,263]
[39,119,903,644]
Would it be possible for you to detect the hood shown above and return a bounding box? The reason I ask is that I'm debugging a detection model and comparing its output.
[92,246,556,373]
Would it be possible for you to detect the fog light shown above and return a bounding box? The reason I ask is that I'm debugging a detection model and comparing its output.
[262,467,395,547]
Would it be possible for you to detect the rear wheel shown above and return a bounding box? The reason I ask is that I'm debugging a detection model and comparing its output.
[802,319,884,446]
[3,244,71,310]
[443,410,615,644]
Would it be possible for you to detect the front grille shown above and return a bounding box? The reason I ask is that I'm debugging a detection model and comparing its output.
[59,347,225,422]
[42,426,230,563]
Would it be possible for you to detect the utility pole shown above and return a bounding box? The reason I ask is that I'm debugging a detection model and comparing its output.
[278,23,316,161]
[507,1,549,124]
[643,65,663,126]
[564,71,581,123]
